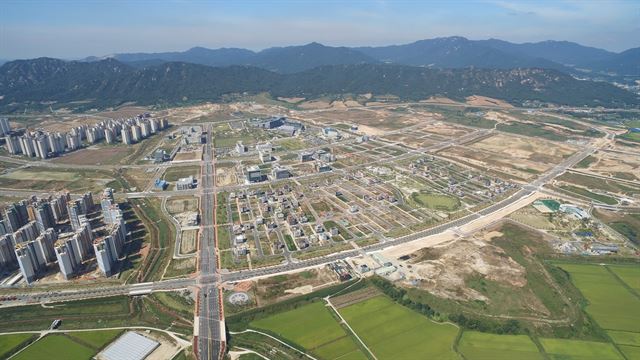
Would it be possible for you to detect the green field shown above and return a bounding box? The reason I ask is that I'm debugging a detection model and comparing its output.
[13,334,95,360]
[607,330,640,346]
[559,264,640,332]
[339,295,459,360]
[458,331,543,360]
[619,131,640,143]
[0,333,35,358]
[539,338,624,360]
[66,330,122,349]
[251,301,367,360]
[559,185,618,205]
[0,295,192,335]
[608,265,640,292]
[411,192,460,211]
[619,345,640,359]
[496,122,568,142]
[575,155,597,168]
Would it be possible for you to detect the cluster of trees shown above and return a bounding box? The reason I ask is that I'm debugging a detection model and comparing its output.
[449,314,522,334]
[370,276,437,318]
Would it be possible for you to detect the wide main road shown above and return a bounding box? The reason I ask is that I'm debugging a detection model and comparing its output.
[196,126,225,360]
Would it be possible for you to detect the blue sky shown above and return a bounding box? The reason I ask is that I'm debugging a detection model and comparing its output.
[1,0,639,59]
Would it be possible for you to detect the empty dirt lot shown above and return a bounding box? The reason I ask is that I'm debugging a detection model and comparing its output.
[51,146,132,165]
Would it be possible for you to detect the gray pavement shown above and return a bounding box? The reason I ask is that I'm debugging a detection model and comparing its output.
[196,126,224,360]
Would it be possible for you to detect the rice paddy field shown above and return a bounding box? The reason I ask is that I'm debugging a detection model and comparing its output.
[237,270,640,360]
[338,295,459,360]
[607,330,640,347]
[619,345,640,360]
[608,265,640,292]
[557,263,640,333]
[251,301,368,360]
[457,331,543,360]
[539,338,624,360]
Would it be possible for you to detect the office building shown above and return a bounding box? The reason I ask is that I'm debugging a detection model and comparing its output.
[236,141,247,154]
[176,176,197,190]
[246,166,265,183]
[299,151,314,162]
[259,149,273,163]
[272,167,292,179]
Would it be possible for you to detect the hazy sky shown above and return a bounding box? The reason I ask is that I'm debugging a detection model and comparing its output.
[1,0,639,59]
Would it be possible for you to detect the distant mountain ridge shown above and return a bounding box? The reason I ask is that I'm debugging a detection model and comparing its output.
[82,37,640,76]
[1,57,638,113]
[88,42,376,73]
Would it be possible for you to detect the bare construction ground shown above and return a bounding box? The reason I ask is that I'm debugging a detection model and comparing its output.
[180,229,198,254]
[166,196,199,214]
[404,234,528,302]
[250,268,339,306]
[466,95,514,108]
[51,146,133,165]
[579,148,640,181]
[298,106,430,132]
[441,133,577,180]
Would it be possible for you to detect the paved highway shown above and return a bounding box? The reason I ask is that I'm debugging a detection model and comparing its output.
[196,126,224,360]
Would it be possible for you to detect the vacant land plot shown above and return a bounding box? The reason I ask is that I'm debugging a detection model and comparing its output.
[558,263,640,332]
[164,166,201,182]
[411,192,460,211]
[166,196,199,213]
[594,209,640,246]
[339,295,459,360]
[52,146,132,165]
[174,150,201,161]
[539,338,624,360]
[0,167,116,192]
[151,291,195,317]
[251,301,366,360]
[458,331,543,360]
[557,172,640,196]
[13,334,95,360]
[164,257,197,278]
[180,229,198,254]
[0,333,35,359]
[588,150,640,180]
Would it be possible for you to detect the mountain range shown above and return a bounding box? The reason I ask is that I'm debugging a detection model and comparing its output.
[1,57,638,113]
[82,37,639,76]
